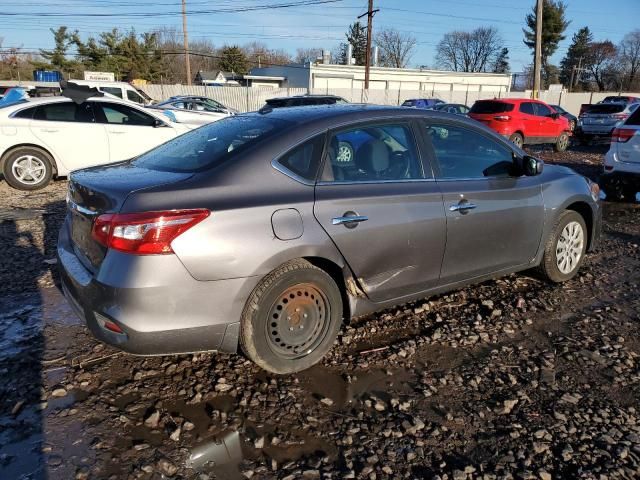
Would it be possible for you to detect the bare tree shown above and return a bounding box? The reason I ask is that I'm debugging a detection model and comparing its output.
[374,28,417,68]
[586,41,618,91]
[435,27,503,73]
[243,41,292,70]
[295,47,323,63]
[619,30,640,90]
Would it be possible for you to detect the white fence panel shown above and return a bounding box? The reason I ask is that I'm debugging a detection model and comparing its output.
[139,84,640,116]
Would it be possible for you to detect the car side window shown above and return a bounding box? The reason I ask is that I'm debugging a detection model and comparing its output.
[96,103,157,126]
[126,90,144,104]
[535,103,552,117]
[424,123,514,179]
[100,87,123,98]
[276,135,325,182]
[519,102,536,115]
[321,123,423,182]
[12,106,38,119]
[33,102,95,123]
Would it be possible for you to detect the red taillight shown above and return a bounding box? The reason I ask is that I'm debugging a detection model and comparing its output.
[613,113,629,121]
[91,209,210,255]
[493,115,511,121]
[104,320,124,334]
[611,128,636,143]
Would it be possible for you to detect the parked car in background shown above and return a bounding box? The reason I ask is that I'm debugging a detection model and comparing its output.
[0,95,190,190]
[59,104,600,374]
[69,80,152,106]
[576,102,640,144]
[263,94,348,109]
[149,96,235,125]
[600,95,640,105]
[469,98,571,151]
[401,98,444,109]
[601,106,640,201]
[432,103,470,115]
[550,104,577,131]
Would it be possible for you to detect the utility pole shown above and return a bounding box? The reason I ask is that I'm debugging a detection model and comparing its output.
[533,0,543,99]
[358,0,379,90]
[182,0,191,85]
[568,56,583,92]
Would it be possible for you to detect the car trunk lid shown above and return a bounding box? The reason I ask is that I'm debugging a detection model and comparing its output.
[67,162,194,271]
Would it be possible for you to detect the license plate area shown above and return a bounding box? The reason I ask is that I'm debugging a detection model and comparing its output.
[71,209,93,250]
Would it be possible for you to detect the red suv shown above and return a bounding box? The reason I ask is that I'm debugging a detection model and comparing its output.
[469,99,571,152]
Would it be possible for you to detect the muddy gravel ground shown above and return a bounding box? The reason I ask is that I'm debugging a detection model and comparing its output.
[1,145,640,480]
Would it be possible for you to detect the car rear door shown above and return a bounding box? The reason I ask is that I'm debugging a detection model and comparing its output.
[420,120,544,283]
[313,119,446,302]
[29,101,110,171]
[93,101,177,162]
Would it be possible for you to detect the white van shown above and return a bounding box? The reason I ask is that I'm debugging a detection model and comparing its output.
[69,80,152,105]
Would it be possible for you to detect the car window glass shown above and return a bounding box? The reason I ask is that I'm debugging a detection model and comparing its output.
[13,106,38,119]
[34,102,94,122]
[126,90,144,103]
[460,106,470,114]
[519,102,536,115]
[171,102,187,109]
[100,87,123,98]
[627,107,640,125]
[535,103,552,117]
[276,135,325,182]
[322,123,423,182]
[133,115,289,173]
[97,103,156,126]
[424,123,514,179]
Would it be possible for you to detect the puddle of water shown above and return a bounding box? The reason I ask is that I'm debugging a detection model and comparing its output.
[298,365,414,409]
[188,431,245,480]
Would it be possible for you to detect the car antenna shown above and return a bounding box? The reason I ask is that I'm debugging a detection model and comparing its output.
[60,80,104,104]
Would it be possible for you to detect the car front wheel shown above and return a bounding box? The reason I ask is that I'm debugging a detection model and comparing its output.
[539,210,587,283]
[2,147,54,190]
[554,132,569,152]
[509,132,524,148]
[240,259,343,374]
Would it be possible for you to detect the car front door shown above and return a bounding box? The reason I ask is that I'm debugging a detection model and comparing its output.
[93,101,177,161]
[29,101,110,171]
[518,101,542,140]
[313,120,446,302]
[421,121,544,284]
[534,102,560,139]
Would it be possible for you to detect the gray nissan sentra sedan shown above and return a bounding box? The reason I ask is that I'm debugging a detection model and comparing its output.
[58,104,602,373]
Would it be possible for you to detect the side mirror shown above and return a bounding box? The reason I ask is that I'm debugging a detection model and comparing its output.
[523,155,544,176]
[550,112,561,120]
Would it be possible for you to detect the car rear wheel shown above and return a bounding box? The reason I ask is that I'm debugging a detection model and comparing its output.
[2,147,54,191]
[554,132,570,152]
[240,259,343,374]
[509,132,524,148]
[539,210,587,283]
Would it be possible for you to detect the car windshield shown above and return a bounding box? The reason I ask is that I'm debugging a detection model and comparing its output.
[132,115,290,173]
[470,101,514,114]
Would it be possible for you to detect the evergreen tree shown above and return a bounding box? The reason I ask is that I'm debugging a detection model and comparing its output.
[219,46,249,75]
[39,26,77,74]
[493,47,510,73]
[339,22,367,65]
[523,0,570,86]
[559,26,592,89]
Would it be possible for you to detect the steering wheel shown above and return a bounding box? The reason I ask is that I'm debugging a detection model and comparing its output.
[336,141,354,164]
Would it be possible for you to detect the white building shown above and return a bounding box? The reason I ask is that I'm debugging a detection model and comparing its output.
[247,63,512,96]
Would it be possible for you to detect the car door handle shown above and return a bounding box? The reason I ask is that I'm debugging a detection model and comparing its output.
[449,203,477,212]
[332,215,368,226]
[107,130,126,134]
[40,128,59,133]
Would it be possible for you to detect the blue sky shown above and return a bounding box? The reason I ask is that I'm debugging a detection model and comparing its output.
[1,0,638,73]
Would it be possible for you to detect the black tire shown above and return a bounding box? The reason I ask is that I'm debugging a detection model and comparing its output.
[554,132,569,152]
[2,147,53,191]
[240,259,343,374]
[509,132,524,149]
[539,210,587,283]
[601,175,631,202]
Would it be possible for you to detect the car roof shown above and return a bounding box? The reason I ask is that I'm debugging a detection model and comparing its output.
[246,103,485,131]
[266,94,344,101]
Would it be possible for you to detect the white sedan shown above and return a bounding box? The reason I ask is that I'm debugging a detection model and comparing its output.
[0,95,191,190]
[147,96,234,126]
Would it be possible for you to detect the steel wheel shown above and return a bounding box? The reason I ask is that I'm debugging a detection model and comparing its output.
[266,283,330,359]
[11,155,47,185]
[509,133,524,148]
[555,221,584,274]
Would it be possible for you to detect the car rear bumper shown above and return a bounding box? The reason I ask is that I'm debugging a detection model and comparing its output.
[57,215,260,355]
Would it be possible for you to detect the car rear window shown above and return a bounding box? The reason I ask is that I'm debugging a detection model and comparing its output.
[626,107,640,126]
[132,115,290,173]
[470,101,514,114]
[584,104,626,114]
